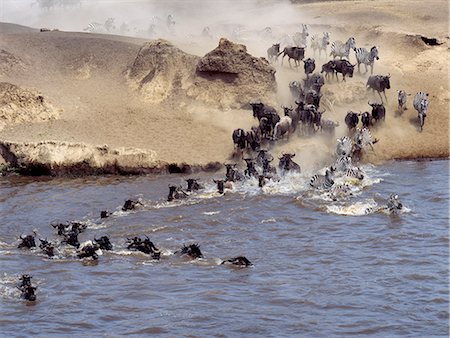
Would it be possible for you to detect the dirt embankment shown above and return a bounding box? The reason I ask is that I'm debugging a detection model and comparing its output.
[0,0,448,176]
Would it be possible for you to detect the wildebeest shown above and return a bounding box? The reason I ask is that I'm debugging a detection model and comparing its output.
[224,163,243,182]
[244,158,259,178]
[311,31,330,57]
[19,274,33,288]
[333,59,355,81]
[267,43,280,63]
[330,37,356,59]
[168,185,188,202]
[261,157,277,176]
[413,91,429,131]
[320,119,339,135]
[19,283,37,301]
[18,234,36,249]
[62,230,80,248]
[77,240,102,260]
[94,236,113,251]
[278,153,301,173]
[213,179,233,194]
[278,46,305,68]
[345,111,359,130]
[354,46,379,74]
[368,102,386,124]
[51,221,86,236]
[100,210,111,219]
[283,106,300,132]
[296,101,316,135]
[186,178,202,192]
[361,111,372,128]
[289,81,303,100]
[303,58,316,77]
[304,89,321,108]
[397,90,409,116]
[221,256,253,267]
[304,73,325,93]
[367,74,391,102]
[232,128,246,154]
[177,243,203,259]
[249,102,280,138]
[122,199,142,212]
[246,126,261,151]
[39,238,55,257]
[273,116,292,140]
[127,236,160,260]
[321,60,336,80]
[256,149,274,168]
[258,175,268,188]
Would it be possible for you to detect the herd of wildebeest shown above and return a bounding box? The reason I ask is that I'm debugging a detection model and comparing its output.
[13,23,422,302]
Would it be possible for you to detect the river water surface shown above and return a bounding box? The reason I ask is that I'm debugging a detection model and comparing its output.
[0,160,448,337]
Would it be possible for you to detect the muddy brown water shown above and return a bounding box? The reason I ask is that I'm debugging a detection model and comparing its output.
[0,160,448,336]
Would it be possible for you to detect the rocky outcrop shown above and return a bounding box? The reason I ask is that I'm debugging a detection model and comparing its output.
[126,38,277,108]
[0,82,60,130]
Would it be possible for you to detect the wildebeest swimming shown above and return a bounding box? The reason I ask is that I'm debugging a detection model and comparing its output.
[39,238,55,257]
[77,240,102,260]
[167,185,188,202]
[94,236,113,251]
[127,236,161,260]
[221,256,253,267]
[18,275,36,301]
[278,153,301,173]
[186,178,203,192]
[18,234,36,249]
[122,199,142,211]
[177,243,203,259]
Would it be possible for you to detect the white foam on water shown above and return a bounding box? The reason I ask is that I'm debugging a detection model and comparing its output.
[326,199,379,216]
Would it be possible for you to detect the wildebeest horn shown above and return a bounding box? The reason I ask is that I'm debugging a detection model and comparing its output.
[387,73,391,78]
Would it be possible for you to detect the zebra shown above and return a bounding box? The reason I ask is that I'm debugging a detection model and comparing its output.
[345,167,364,180]
[328,183,352,200]
[413,91,429,131]
[386,194,403,215]
[396,90,410,116]
[334,155,353,172]
[330,37,356,60]
[354,46,379,74]
[292,24,309,47]
[311,32,330,58]
[83,18,115,34]
[335,136,353,158]
[310,166,335,190]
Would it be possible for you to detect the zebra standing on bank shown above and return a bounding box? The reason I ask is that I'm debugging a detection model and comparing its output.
[413,91,429,131]
[293,24,309,47]
[354,46,379,74]
[330,37,356,60]
[83,18,115,34]
[311,32,330,58]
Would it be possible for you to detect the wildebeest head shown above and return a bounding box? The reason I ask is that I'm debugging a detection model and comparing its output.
[345,111,359,130]
[256,149,274,166]
[278,153,301,172]
[221,256,253,267]
[63,230,80,248]
[39,238,55,257]
[18,234,36,249]
[382,75,391,89]
[303,58,316,75]
[361,111,372,128]
[180,243,203,259]
[77,241,101,260]
[258,175,268,188]
[249,102,264,118]
[282,106,293,116]
[100,210,110,219]
[70,222,87,234]
[186,178,201,192]
[368,102,386,121]
[19,274,33,288]
[122,199,141,212]
[168,185,178,201]
[94,236,113,251]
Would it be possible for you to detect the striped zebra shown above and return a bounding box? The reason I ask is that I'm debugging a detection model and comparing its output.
[83,18,115,34]
[413,91,429,131]
[334,155,353,172]
[310,32,330,58]
[396,90,409,116]
[345,167,364,180]
[310,166,335,190]
[335,136,353,158]
[292,24,309,47]
[386,194,403,215]
[328,183,352,200]
[354,46,379,74]
[330,37,356,60]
